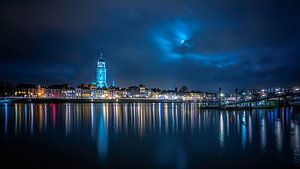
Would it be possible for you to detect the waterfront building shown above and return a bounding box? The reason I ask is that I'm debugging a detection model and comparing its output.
[81,89,91,98]
[89,84,97,98]
[119,88,128,98]
[46,84,75,98]
[139,84,146,97]
[186,91,202,100]
[77,84,92,98]
[37,85,46,97]
[14,84,45,98]
[96,55,107,89]
[14,84,35,97]
[108,88,117,99]
[46,85,62,98]
[62,88,75,98]
[150,88,160,98]
[94,89,105,98]
[75,88,82,98]
[126,85,149,98]
[127,86,139,97]
[93,88,112,98]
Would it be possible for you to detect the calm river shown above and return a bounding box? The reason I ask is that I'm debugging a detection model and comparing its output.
[0,103,299,168]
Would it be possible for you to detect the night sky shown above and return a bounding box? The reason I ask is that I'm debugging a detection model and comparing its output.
[1,0,300,91]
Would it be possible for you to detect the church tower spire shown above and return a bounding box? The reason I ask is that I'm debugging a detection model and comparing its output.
[96,53,107,88]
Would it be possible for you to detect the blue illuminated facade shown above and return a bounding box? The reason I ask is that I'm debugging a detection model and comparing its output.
[96,56,107,88]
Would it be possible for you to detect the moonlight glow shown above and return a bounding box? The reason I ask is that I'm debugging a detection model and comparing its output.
[180,39,185,44]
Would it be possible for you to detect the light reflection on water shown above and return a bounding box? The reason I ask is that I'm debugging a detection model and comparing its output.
[1,102,300,168]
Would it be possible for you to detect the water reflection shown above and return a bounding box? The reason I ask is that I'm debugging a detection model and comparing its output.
[260,116,267,152]
[219,113,224,149]
[0,103,300,165]
[291,119,300,165]
[241,111,247,150]
[218,112,224,156]
[4,103,8,134]
[275,119,283,153]
[98,104,108,159]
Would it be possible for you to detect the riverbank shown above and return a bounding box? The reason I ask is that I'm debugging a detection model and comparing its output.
[8,98,191,103]
[3,98,299,110]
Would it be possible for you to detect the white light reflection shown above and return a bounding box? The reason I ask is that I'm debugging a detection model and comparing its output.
[30,103,34,135]
[291,120,300,165]
[44,104,47,132]
[191,103,195,133]
[159,103,162,133]
[164,103,168,134]
[14,104,17,135]
[226,112,229,137]
[219,112,225,152]
[24,104,28,131]
[171,103,175,133]
[275,119,283,153]
[65,103,71,136]
[4,103,8,134]
[260,116,267,152]
[124,103,128,134]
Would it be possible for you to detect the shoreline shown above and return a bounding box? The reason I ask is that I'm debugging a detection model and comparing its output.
[9,97,193,103]
[2,98,299,110]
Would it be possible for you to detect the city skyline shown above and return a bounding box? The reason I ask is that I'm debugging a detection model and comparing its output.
[1,1,300,168]
[1,0,300,91]
[1,52,299,93]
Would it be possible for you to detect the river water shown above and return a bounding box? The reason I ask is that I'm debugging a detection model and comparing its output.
[0,103,299,168]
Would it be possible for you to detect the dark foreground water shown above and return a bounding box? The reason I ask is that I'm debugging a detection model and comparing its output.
[0,103,300,169]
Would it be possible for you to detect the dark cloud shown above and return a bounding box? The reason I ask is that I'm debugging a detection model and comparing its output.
[0,0,299,91]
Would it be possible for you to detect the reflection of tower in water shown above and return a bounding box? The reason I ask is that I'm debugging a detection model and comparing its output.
[241,111,247,150]
[97,103,108,159]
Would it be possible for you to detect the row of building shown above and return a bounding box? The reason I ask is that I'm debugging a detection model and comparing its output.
[11,83,217,100]
[1,82,298,102]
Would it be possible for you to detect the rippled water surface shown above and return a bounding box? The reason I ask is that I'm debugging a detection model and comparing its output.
[0,103,300,169]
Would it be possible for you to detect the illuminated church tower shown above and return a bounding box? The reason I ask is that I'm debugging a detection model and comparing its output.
[96,54,107,88]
